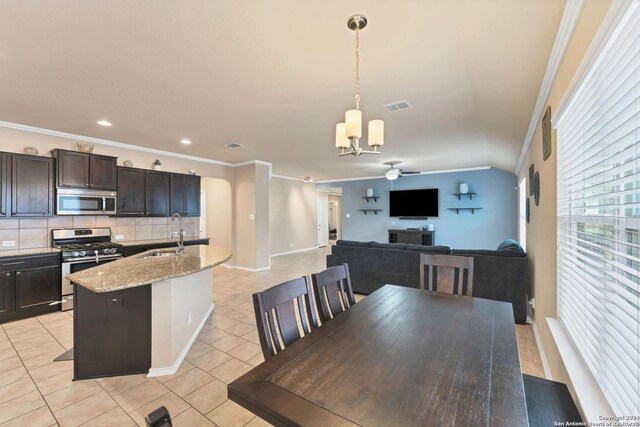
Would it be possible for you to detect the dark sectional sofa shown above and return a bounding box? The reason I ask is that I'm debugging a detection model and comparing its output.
[326,240,528,324]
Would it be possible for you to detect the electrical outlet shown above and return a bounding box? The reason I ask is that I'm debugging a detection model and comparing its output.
[346,213,351,219]
[249,213,255,220]
[188,312,192,325]
[115,235,124,240]
[2,240,16,247]
[290,243,294,248]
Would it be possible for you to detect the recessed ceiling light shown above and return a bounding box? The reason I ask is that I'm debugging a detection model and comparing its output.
[97,120,112,127]
[225,142,243,148]
[180,139,192,145]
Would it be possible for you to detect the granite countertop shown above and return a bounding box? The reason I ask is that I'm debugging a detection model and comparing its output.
[67,245,232,292]
[0,247,60,258]
[118,237,210,247]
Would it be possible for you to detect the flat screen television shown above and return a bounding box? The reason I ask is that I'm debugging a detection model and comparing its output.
[389,189,439,218]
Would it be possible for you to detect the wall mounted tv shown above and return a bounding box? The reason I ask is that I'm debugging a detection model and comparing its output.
[389,189,439,218]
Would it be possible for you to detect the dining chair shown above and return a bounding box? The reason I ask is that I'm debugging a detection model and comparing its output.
[252,276,318,359]
[420,253,474,296]
[311,263,356,323]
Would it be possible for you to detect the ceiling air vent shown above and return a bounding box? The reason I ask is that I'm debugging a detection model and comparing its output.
[225,142,243,148]
[383,100,412,112]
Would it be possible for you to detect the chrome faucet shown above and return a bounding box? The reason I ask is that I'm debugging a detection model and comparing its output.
[171,213,185,253]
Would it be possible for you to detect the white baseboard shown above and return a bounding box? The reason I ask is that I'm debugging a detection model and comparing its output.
[147,303,214,378]
[220,264,271,272]
[531,313,552,380]
[270,246,320,258]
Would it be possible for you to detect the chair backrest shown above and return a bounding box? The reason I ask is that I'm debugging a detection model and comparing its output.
[420,253,474,296]
[311,263,356,323]
[253,276,318,359]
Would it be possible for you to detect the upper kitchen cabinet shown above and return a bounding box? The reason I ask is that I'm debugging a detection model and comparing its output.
[145,171,170,216]
[51,149,117,190]
[0,153,8,217]
[117,167,145,216]
[186,174,201,216]
[89,154,118,190]
[170,174,201,217]
[11,154,55,217]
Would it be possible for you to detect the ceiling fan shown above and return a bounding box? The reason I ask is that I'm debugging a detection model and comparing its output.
[381,161,420,180]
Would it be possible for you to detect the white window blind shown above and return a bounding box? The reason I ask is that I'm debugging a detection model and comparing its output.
[556,3,640,416]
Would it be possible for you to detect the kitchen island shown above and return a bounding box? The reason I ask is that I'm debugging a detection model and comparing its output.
[67,244,232,380]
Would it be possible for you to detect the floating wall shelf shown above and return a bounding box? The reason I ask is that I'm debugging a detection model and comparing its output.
[452,192,477,200]
[361,196,380,202]
[448,207,483,214]
[357,209,383,215]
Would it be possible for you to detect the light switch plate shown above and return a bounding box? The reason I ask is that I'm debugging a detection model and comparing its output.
[346,213,351,219]
[249,214,255,220]
[2,240,15,247]
[115,235,124,240]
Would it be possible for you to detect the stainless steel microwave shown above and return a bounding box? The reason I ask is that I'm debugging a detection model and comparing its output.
[56,189,117,215]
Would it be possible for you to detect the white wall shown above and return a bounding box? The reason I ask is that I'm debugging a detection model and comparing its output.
[202,178,232,250]
[269,177,318,256]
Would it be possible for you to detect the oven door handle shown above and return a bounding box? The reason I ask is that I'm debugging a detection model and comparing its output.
[62,255,123,264]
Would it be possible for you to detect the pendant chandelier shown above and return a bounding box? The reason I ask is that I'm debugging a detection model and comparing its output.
[336,15,383,156]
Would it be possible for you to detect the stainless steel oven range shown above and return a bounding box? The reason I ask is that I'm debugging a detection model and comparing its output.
[52,227,123,311]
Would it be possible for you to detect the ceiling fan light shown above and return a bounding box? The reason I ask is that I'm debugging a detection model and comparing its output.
[368,120,384,146]
[385,168,400,180]
[335,123,350,148]
[345,110,362,138]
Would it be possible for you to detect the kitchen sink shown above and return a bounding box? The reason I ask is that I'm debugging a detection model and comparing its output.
[142,251,180,259]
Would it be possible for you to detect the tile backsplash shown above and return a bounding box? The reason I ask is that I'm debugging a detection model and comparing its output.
[0,216,199,251]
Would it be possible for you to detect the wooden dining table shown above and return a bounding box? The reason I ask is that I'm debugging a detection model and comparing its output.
[228,285,529,427]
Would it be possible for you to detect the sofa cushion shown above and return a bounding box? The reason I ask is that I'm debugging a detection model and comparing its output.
[370,242,407,250]
[405,244,451,254]
[451,248,526,258]
[336,240,373,248]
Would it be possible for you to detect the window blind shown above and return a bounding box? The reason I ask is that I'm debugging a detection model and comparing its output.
[556,3,640,416]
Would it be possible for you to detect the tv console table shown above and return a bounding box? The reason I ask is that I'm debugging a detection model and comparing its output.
[388,229,434,246]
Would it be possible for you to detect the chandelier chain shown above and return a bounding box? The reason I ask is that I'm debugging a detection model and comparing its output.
[355,25,360,110]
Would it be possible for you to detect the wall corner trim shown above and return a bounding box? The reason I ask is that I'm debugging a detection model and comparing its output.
[514,0,586,173]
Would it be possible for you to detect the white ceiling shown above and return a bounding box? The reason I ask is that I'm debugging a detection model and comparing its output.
[0,0,565,180]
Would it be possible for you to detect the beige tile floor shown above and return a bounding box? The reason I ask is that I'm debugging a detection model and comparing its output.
[0,247,543,426]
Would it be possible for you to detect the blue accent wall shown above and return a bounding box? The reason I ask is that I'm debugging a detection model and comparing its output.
[317,167,517,249]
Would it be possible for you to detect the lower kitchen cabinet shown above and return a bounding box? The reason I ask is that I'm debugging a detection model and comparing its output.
[0,253,61,324]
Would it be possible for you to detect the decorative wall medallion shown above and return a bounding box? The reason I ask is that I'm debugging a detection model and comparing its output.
[526,198,530,224]
[534,171,540,206]
[529,164,535,195]
[123,160,133,167]
[23,146,38,155]
[542,105,552,161]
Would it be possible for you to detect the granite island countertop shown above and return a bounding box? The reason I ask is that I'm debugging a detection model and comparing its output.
[67,245,232,292]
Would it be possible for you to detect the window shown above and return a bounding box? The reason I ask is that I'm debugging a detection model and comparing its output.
[519,177,527,250]
[556,3,640,415]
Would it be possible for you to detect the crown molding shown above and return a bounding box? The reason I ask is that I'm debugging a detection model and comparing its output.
[315,166,491,184]
[0,120,274,169]
[514,0,586,173]
[271,174,305,182]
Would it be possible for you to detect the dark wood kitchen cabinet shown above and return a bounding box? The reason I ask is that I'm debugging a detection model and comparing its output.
[0,253,60,324]
[117,167,146,216]
[0,153,8,217]
[170,174,201,217]
[11,154,55,217]
[51,149,117,191]
[145,171,170,216]
[89,154,118,190]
